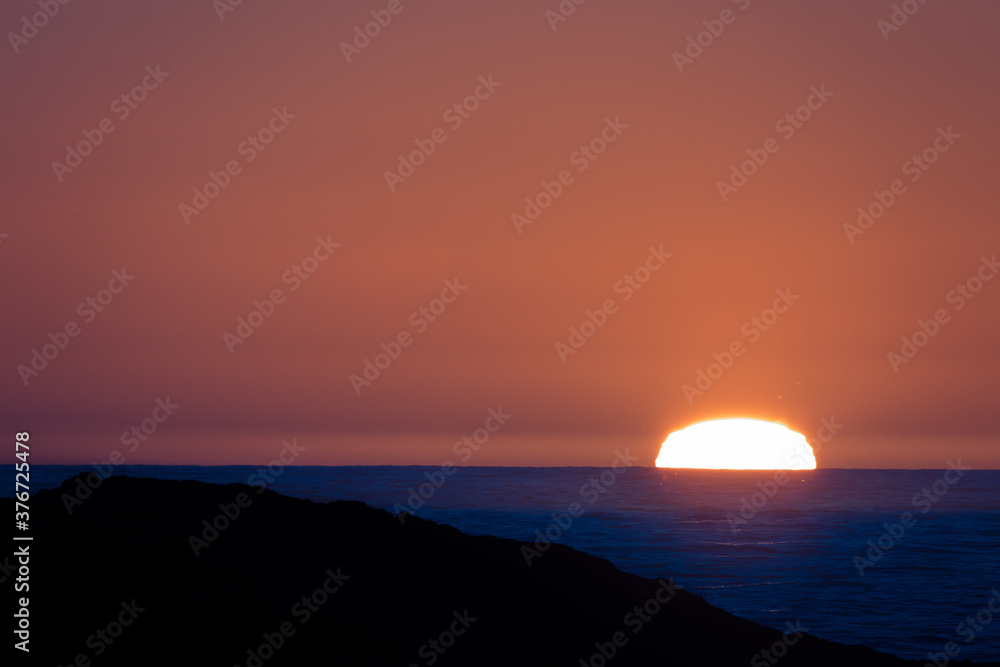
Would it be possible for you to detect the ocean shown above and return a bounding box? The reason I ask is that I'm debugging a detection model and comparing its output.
[22,465,1000,662]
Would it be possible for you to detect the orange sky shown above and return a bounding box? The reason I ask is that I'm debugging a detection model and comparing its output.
[2,0,998,468]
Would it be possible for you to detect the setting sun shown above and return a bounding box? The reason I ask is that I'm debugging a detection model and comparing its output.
[655,419,816,470]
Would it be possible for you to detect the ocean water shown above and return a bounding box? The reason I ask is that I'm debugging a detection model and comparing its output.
[21,465,1000,662]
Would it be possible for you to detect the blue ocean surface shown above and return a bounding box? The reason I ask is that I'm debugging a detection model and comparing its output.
[20,465,1000,662]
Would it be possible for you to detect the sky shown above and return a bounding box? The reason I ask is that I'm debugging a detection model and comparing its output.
[2,0,998,468]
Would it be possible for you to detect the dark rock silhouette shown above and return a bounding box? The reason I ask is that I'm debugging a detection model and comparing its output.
[6,474,996,667]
